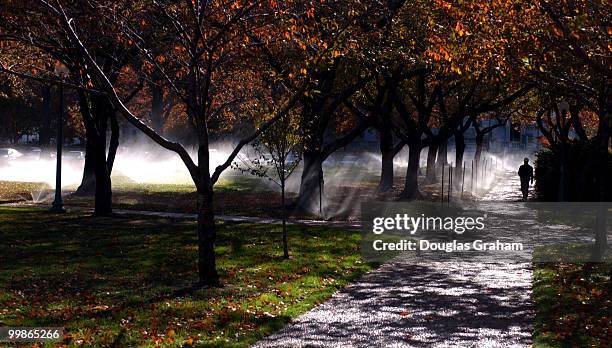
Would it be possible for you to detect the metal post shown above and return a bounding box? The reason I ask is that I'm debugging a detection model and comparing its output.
[475,160,478,192]
[318,168,323,218]
[481,158,485,186]
[448,165,452,203]
[461,161,465,198]
[441,163,444,203]
[471,160,474,197]
[484,158,488,185]
[50,84,65,213]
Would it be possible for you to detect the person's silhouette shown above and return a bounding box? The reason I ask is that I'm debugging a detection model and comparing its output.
[518,158,534,201]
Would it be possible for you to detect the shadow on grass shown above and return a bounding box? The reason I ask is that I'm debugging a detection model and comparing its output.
[0,207,370,347]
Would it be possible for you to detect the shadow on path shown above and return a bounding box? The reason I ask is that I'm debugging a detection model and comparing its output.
[254,260,532,348]
[255,170,535,347]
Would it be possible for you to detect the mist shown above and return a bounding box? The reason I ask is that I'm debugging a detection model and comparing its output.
[1,141,537,217]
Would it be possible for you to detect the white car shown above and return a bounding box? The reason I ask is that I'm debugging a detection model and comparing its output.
[0,148,23,161]
[25,147,42,160]
[64,151,85,160]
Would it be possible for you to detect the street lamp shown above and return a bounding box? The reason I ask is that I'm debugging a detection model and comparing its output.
[50,62,69,213]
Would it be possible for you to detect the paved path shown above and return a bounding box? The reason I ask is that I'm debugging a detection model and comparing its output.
[254,261,532,347]
[254,170,535,347]
[481,169,536,202]
[0,202,361,230]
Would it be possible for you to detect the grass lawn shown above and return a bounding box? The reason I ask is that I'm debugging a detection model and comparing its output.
[0,178,287,218]
[0,207,371,347]
[0,170,444,220]
[533,262,611,347]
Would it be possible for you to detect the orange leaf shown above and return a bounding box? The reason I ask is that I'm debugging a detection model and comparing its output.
[551,25,563,37]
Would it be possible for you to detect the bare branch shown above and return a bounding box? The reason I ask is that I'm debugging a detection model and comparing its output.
[210,80,308,184]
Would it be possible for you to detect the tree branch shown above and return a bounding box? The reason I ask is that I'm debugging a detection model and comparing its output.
[50,0,202,188]
[210,81,308,184]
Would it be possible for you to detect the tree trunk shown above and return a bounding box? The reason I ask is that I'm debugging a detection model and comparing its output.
[595,105,610,202]
[379,149,395,192]
[400,143,423,199]
[91,100,112,215]
[435,140,448,169]
[150,80,165,133]
[197,189,219,286]
[474,133,484,175]
[74,95,99,196]
[454,132,465,186]
[74,94,116,217]
[195,138,220,287]
[74,137,97,196]
[38,84,52,148]
[93,143,112,216]
[558,142,568,201]
[424,142,438,184]
[378,124,394,192]
[594,205,608,261]
[75,95,117,199]
[295,150,324,213]
[107,111,119,173]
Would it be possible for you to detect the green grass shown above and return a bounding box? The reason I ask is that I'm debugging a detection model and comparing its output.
[0,167,397,220]
[0,207,371,347]
[0,178,287,218]
[110,174,273,194]
[533,242,611,263]
[533,262,611,347]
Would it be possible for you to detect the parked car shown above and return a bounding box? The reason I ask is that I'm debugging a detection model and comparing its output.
[64,150,85,160]
[0,148,23,162]
[338,154,365,166]
[24,147,42,160]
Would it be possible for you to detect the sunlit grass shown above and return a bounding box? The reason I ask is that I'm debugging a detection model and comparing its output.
[0,180,50,202]
[0,207,371,347]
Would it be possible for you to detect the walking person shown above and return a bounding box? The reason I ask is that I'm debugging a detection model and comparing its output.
[518,158,534,201]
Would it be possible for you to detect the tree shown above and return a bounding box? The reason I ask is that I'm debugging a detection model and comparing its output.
[532,1,611,148]
[0,78,40,144]
[471,109,512,172]
[295,63,371,212]
[259,114,301,259]
[253,0,416,211]
[441,0,609,172]
[346,77,405,192]
[392,71,439,199]
[235,103,302,259]
[509,0,610,206]
[17,0,323,286]
[448,75,531,181]
[0,1,143,214]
